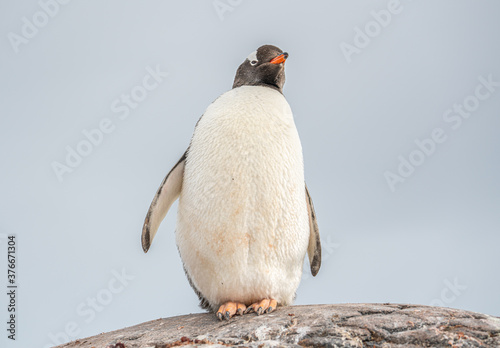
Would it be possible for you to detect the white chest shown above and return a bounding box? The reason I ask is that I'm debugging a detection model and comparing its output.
[175,86,309,308]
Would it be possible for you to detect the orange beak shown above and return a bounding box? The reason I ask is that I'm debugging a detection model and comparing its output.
[270,52,288,64]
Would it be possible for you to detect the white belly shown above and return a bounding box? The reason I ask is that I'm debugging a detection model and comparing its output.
[176,86,309,309]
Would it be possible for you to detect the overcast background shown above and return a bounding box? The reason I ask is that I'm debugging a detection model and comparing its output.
[1,1,499,347]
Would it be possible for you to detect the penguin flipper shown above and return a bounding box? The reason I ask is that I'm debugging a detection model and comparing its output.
[142,152,186,253]
[306,184,321,276]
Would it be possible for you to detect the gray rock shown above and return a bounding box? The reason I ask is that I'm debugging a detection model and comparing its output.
[56,304,500,347]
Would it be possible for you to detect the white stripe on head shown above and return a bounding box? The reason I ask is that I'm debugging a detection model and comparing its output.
[247,50,258,65]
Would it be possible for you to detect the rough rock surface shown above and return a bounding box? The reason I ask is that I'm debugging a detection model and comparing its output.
[57,303,500,347]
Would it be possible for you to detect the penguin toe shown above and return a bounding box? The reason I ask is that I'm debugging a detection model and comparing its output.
[216,302,247,320]
[236,302,246,315]
[246,298,277,315]
[267,299,278,313]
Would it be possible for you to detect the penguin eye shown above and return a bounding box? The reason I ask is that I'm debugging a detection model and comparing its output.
[250,60,258,66]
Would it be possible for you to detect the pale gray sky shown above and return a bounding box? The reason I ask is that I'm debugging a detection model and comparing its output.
[1,1,499,347]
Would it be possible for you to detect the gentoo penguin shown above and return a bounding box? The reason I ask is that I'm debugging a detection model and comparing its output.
[142,44,321,320]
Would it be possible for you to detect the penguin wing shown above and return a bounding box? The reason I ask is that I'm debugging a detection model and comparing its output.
[306,184,321,276]
[142,152,186,253]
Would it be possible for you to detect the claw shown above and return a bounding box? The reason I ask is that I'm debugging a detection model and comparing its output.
[244,306,254,314]
[217,312,223,321]
[257,307,264,315]
[237,308,243,316]
[266,306,273,313]
[225,311,231,320]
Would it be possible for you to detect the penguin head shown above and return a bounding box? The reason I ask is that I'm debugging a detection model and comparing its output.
[232,45,288,93]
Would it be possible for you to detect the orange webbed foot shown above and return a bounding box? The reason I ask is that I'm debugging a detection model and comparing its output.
[244,298,278,315]
[216,301,247,320]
